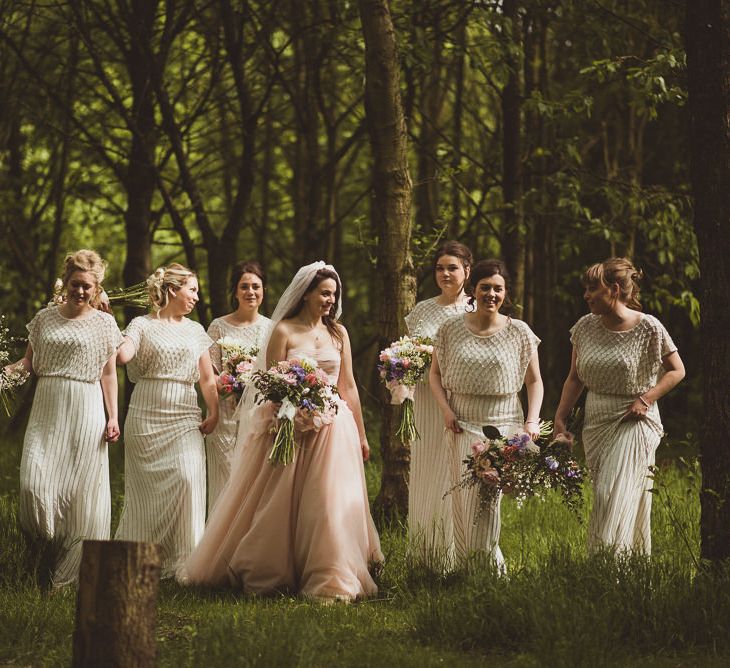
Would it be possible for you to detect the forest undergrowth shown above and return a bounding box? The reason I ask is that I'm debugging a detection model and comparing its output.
[1,430,728,667]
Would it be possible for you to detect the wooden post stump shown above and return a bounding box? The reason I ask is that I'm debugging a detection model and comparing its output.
[72,540,162,668]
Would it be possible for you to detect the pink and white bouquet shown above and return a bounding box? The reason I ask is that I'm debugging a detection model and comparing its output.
[377,335,434,443]
[251,356,339,466]
[0,316,30,416]
[216,337,258,403]
[451,422,584,516]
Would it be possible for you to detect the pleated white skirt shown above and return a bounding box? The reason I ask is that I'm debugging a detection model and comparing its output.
[407,380,454,562]
[205,395,237,513]
[115,379,206,576]
[446,392,524,570]
[583,391,663,554]
[19,376,110,587]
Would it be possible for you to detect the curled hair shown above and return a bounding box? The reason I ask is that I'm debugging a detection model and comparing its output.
[432,240,473,287]
[467,259,513,313]
[582,257,643,311]
[285,268,344,347]
[147,262,197,312]
[60,249,107,307]
[229,260,266,311]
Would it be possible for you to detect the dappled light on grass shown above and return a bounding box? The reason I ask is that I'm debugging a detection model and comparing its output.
[0,433,726,666]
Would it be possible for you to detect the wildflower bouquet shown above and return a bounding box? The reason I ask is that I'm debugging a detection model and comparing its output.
[0,316,30,416]
[377,335,434,443]
[216,337,258,403]
[453,422,584,516]
[251,356,339,466]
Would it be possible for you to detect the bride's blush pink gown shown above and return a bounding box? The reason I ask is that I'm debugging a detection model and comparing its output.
[179,346,383,600]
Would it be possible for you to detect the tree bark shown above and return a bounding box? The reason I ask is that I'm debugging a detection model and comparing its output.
[685,0,730,561]
[501,0,525,314]
[359,0,415,522]
[72,540,161,668]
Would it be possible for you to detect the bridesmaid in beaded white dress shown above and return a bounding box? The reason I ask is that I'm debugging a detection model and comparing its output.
[8,250,122,587]
[115,263,218,576]
[553,258,685,554]
[431,259,543,569]
[206,261,271,512]
[404,241,472,561]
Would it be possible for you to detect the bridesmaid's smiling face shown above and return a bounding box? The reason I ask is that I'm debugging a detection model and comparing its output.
[583,281,617,315]
[65,270,98,311]
[236,272,264,312]
[474,273,506,313]
[170,276,200,315]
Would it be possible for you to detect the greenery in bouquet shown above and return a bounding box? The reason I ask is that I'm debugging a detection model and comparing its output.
[251,356,339,466]
[216,338,258,402]
[377,335,433,443]
[0,316,30,416]
[450,422,584,517]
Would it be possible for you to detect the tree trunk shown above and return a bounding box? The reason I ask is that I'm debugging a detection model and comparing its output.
[72,540,161,668]
[685,0,730,561]
[501,0,525,314]
[359,0,415,522]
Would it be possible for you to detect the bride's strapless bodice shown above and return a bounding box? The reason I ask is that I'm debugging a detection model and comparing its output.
[288,346,341,385]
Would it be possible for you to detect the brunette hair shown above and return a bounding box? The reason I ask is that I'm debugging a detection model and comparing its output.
[229,260,266,310]
[285,268,344,347]
[466,259,512,312]
[147,263,196,312]
[61,249,106,307]
[582,257,643,311]
[432,240,473,287]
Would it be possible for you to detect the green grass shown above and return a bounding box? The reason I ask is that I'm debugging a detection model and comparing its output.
[1,421,728,667]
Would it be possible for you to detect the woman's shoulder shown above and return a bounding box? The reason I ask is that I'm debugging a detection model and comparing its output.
[436,312,464,335]
[508,317,535,334]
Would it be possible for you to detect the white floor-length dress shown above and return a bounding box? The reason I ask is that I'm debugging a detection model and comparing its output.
[114,315,213,576]
[435,315,540,569]
[20,306,122,587]
[404,297,467,562]
[570,313,677,554]
[206,316,270,512]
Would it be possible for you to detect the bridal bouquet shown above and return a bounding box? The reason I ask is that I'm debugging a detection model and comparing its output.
[216,337,258,403]
[251,356,339,466]
[0,316,30,416]
[451,422,584,516]
[377,335,434,444]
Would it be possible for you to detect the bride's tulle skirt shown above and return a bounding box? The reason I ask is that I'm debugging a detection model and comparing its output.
[179,400,383,600]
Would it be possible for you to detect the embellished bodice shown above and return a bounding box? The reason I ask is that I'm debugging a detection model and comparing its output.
[434,315,540,396]
[570,313,677,395]
[124,315,213,384]
[27,306,123,383]
[404,296,468,339]
[207,315,271,372]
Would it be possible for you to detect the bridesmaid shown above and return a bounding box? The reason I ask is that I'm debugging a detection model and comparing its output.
[553,258,685,554]
[206,261,271,512]
[405,240,472,562]
[115,263,218,576]
[10,250,122,587]
[430,259,543,569]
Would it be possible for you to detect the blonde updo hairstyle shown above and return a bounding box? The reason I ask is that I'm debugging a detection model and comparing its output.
[60,249,107,307]
[582,257,643,311]
[147,263,197,312]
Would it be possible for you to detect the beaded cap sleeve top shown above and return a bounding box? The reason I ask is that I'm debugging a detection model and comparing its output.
[434,315,540,395]
[570,313,677,395]
[404,297,467,339]
[27,306,123,382]
[124,315,213,384]
[207,316,271,372]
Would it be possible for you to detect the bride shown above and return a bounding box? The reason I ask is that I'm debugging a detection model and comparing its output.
[179,262,383,600]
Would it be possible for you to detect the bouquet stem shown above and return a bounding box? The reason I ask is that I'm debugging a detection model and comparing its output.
[269,418,296,466]
[395,398,419,444]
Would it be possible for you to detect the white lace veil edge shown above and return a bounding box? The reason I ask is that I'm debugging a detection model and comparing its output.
[231,261,342,448]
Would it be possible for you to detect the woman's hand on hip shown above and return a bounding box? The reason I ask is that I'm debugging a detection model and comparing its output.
[443,409,462,434]
[622,396,650,422]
